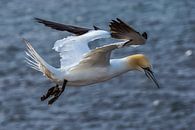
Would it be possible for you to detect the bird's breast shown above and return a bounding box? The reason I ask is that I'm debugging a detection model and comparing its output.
[64,59,130,86]
[65,67,114,86]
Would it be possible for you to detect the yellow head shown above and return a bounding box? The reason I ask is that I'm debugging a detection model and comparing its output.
[127,54,151,71]
[127,54,160,88]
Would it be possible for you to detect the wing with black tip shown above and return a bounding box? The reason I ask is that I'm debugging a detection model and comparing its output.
[34,18,92,35]
[109,18,147,45]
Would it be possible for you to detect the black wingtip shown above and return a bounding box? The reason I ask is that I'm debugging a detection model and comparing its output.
[142,32,148,39]
[111,20,116,23]
[34,17,40,22]
[34,17,39,20]
[116,18,122,22]
[93,25,100,30]
[109,18,138,40]
[34,17,45,23]
[116,18,120,21]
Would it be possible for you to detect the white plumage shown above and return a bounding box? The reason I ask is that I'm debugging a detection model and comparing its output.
[53,30,110,70]
[25,30,130,85]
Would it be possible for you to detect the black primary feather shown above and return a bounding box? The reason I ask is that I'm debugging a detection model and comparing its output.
[34,17,92,35]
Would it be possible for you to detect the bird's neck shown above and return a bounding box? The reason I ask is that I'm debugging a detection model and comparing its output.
[109,57,134,76]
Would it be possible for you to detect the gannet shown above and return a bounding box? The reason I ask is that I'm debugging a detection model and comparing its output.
[24,18,159,105]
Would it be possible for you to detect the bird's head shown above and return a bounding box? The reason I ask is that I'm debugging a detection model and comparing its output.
[127,54,160,88]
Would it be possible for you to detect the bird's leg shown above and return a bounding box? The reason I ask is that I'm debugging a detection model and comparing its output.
[48,79,67,105]
[41,84,59,101]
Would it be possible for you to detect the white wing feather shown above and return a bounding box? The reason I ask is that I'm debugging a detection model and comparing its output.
[53,30,110,69]
[71,41,129,69]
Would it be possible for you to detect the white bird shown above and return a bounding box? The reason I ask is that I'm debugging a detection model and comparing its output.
[24,18,159,105]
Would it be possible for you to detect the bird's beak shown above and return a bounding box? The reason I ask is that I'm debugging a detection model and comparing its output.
[143,67,160,88]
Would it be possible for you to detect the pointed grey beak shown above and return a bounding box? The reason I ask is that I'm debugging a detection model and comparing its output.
[143,67,160,88]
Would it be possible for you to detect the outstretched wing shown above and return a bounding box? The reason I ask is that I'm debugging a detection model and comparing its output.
[35,18,92,35]
[53,30,110,69]
[72,41,132,69]
[109,18,147,44]
[35,18,147,45]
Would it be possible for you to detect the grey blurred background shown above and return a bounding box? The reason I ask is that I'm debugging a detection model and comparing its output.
[0,0,195,130]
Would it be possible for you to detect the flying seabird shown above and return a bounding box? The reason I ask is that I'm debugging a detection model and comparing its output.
[23,18,158,105]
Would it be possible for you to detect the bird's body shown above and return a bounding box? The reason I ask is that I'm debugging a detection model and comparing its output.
[63,58,128,86]
[24,18,159,105]
[25,38,131,86]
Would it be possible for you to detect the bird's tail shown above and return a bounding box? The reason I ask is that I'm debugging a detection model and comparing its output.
[23,38,61,82]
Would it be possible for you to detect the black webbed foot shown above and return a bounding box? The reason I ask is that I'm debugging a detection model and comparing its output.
[40,80,67,105]
[48,94,60,105]
[41,84,59,101]
[47,80,67,105]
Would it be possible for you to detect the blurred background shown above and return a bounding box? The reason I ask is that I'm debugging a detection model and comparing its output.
[0,0,195,130]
